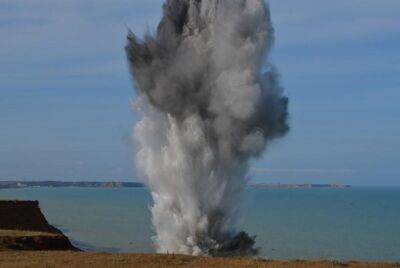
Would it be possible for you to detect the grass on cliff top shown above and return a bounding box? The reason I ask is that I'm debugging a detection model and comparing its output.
[0,251,398,268]
[0,230,58,237]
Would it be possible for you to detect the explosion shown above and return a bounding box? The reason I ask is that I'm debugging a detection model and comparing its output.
[126,0,289,256]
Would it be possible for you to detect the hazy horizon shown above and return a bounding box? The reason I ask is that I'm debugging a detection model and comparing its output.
[1,178,399,188]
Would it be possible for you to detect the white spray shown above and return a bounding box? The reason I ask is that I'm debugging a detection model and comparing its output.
[126,0,289,256]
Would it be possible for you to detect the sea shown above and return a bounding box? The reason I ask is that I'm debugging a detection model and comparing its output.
[0,186,399,262]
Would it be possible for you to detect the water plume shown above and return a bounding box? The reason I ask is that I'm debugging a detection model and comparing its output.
[126,0,289,256]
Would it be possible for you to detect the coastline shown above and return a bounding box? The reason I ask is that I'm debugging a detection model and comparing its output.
[0,200,398,267]
[0,181,350,190]
[1,188,399,261]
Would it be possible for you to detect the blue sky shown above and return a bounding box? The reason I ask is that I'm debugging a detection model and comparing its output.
[0,0,399,185]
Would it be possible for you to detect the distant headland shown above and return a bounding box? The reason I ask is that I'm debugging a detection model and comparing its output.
[249,183,351,189]
[0,181,350,190]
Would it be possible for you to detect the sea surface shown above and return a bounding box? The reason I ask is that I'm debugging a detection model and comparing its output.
[1,186,399,261]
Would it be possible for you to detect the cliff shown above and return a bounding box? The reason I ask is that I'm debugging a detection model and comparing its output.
[0,200,78,251]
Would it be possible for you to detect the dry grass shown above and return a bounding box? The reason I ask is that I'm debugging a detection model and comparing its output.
[0,251,398,268]
[0,230,57,237]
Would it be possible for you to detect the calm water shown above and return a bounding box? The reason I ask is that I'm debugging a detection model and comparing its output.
[0,187,399,261]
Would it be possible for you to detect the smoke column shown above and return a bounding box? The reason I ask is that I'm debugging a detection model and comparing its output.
[126,0,289,256]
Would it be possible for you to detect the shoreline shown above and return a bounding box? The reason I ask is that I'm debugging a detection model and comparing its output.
[1,200,398,265]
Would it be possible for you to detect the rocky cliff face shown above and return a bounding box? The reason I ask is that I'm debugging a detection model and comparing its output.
[0,200,78,251]
[0,201,61,233]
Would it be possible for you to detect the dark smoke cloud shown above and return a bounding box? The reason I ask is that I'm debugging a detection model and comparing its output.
[126,0,289,256]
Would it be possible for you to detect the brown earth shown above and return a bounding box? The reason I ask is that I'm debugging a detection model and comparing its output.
[0,252,398,268]
[0,200,78,251]
[0,230,77,251]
